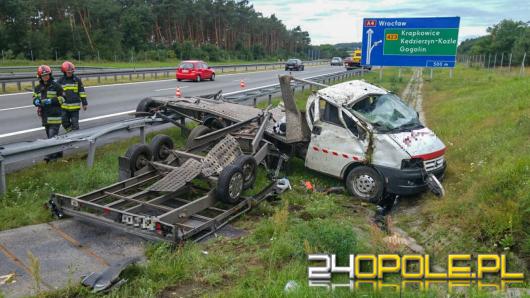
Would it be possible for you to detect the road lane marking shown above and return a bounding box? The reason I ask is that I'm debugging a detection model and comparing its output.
[0,110,135,139]
[0,105,34,112]
[154,85,189,92]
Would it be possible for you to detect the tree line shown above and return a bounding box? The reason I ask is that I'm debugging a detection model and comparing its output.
[458,19,529,64]
[0,0,345,62]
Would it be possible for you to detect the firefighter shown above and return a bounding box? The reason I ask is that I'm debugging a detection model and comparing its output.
[57,61,87,131]
[33,65,64,161]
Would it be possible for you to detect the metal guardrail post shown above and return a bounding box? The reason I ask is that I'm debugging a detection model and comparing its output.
[0,156,6,195]
[2,82,5,93]
[140,126,146,144]
[17,82,21,90]
[268,94,272,105]
[180,117,186,137]
[87,140,96,168]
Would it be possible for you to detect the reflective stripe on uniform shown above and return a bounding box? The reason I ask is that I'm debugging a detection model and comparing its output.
[46,116,62,124]
[79,92,87,98]
[63,84,79,92]
[48,91,57,96]
[61,102,81,110]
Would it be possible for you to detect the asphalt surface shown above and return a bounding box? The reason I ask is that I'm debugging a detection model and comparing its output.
[0,219,246,297]
[0,65,344,145]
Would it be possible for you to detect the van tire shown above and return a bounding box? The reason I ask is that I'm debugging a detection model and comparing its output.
[345,166,383,203]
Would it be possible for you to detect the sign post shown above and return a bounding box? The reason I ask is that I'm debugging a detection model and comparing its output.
[361,17,460,74]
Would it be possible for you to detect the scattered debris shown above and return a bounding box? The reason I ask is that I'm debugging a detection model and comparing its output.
[81,256,141,293]
[284,280,299,293]
[0,272,16,285]
[276,178,292,192]
[323,186,345,195]
[303,180,314,192]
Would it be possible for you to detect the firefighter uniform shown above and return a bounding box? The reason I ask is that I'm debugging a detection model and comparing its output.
[32,78,64,138]
[57,74,87,131]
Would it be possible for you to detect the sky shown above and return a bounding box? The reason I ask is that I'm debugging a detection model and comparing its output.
[250,0,530,45]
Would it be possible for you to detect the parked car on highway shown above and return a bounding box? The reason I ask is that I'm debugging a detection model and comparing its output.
[285,59,304,71]
[330,57,342,66]
[176,60,215,82]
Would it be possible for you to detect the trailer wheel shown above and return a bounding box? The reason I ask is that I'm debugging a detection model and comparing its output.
[150,134,174,161]
[233,155,257,190]
[216,164,244,204]
[345,166,383,203]
[136,97,161,116]
[185,125,212,151]
[125,144,152,174]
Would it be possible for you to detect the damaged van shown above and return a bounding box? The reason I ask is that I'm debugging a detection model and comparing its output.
[303,80,446,202]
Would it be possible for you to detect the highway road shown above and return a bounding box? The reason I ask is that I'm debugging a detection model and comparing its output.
[0,65,344,145]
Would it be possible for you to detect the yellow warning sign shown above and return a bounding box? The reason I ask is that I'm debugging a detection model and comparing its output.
[386,33,398,41]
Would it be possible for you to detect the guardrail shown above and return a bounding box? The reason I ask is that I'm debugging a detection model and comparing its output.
[224,68,366,106]
[0,68,366,194]
[0,60,328,92]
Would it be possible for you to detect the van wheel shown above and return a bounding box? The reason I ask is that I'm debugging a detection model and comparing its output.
[125,144,152,174]
[345,166,383,203]
[216,165,244,204]
[210,73,215,81]
[196,75,201,82]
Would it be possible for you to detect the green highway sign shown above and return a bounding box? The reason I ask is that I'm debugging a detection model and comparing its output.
[362,17,460,67]
[383,28,458,56]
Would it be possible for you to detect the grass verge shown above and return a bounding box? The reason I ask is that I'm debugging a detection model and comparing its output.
[394,66,530,276]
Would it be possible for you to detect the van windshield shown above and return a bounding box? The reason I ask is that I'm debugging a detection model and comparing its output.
[349,93,422,133]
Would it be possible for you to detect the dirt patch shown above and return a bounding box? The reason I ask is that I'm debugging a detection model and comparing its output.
[401,68,426,124]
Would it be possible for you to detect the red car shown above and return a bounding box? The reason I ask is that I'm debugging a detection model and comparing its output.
[176,60,215,82]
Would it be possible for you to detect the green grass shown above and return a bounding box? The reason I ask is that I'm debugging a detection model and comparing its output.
[4,67,527,297]
[394,66,530,275]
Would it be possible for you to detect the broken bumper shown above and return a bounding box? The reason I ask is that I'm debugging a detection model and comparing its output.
[375,162,446,196]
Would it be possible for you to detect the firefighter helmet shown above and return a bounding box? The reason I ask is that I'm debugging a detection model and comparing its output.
[37,65,52,77]
[61,61,75,73]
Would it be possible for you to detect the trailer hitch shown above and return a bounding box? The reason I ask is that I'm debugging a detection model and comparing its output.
[48,198,64,219]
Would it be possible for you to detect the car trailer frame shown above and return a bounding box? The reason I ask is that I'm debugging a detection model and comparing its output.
[51,109,288,243]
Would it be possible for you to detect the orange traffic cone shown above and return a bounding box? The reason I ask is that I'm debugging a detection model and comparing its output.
[240,80,246,88]
[175,87,181,97]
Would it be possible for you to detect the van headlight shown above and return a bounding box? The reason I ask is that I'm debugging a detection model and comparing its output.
[401,158,423,170]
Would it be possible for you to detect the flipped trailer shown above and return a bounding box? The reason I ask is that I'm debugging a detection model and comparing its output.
[51,107,290,243]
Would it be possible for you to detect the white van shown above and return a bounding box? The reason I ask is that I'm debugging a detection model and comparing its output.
[302,80,446,202]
